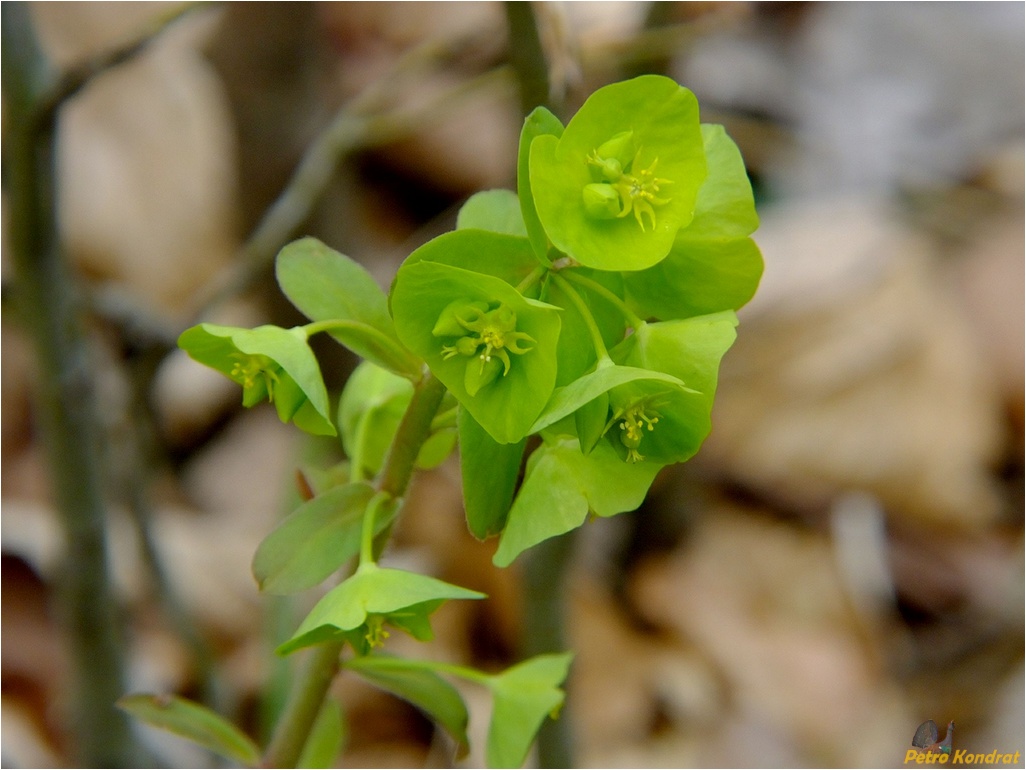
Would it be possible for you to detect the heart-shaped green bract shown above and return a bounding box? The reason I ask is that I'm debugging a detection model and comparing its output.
[606,312,738,464]
[178,323,335,436]
[484,652,574,769]
[277,563,485,656]
[397,229,541,294]
[494,438,662,567]
[626,124,763,319]
[529,75,706,271]
[391,259,561,444]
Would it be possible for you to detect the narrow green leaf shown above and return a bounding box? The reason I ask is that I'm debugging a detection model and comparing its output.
[457,190,528,237]
[345,655,470,750]
[276,237,421,377]
[459,407,526,539]
[253,482,391,595]
[517,106,564,262]
[484,653,574,769]
[530,361,689,433]
[494,439,661,567]
[117,694,260,766]
[298,697,345,769]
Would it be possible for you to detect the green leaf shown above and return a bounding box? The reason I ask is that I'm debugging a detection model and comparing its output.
[530,76,706,271]
[606,313,738,464]
[494,439,661,567]
[624,237,763,320]
[624,125,763,319]
[484,653,574,769]
[529,359,691,433]
[117,694,260,766]
[391,259,561,444]
[277,564,485,656]
[178,323,336,436]
[459,407,526,539]
[298,698,345,769]
[396,229,541,293]
[517,106,564,262]
[252,482,395,595]
[276,237,421,378]
[457,190,528,237]
[345,655,470,750]
[681,124,760,241]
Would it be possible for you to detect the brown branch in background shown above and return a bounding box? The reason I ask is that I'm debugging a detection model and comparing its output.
[1,4,148,765]
[190,54,513,321]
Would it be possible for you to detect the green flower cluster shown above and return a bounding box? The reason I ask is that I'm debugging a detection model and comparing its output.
[171,74,762,770]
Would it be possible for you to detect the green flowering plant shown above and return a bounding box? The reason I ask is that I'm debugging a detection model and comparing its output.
[127,74,762,768]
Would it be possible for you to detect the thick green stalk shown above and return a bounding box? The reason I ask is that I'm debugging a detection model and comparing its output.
[522,530,577,768]
[2,5,144,765]
[261,370,446,767]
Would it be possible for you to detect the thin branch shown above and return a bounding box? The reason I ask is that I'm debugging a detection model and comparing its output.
[190,62,513,320]
[32,2,207,131]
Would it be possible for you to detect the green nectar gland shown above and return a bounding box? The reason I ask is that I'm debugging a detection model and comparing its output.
[584,131,672,232]
[436,301,535,394]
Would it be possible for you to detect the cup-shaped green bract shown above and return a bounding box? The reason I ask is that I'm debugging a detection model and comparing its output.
[529,75,706,271]
[178,323,336,436]
[277,563,485,656]
[391,258,560,444]
[606,312,738,464]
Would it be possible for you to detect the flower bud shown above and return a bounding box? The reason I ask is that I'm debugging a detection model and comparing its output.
[596,131,636,168]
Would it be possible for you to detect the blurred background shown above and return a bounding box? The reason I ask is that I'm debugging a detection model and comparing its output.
[2,2,1023,767]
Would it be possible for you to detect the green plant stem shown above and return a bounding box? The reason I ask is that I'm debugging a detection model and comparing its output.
[522,530,578,769]
[262,638,346,768]
[376,372,448,499]
[562,270,646,330]
[359,492,391,568]
[504,1,551,115]
[550,273,610,361]
[261,370,447,767]
[2,5,145,765]
[516,265,547,295]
